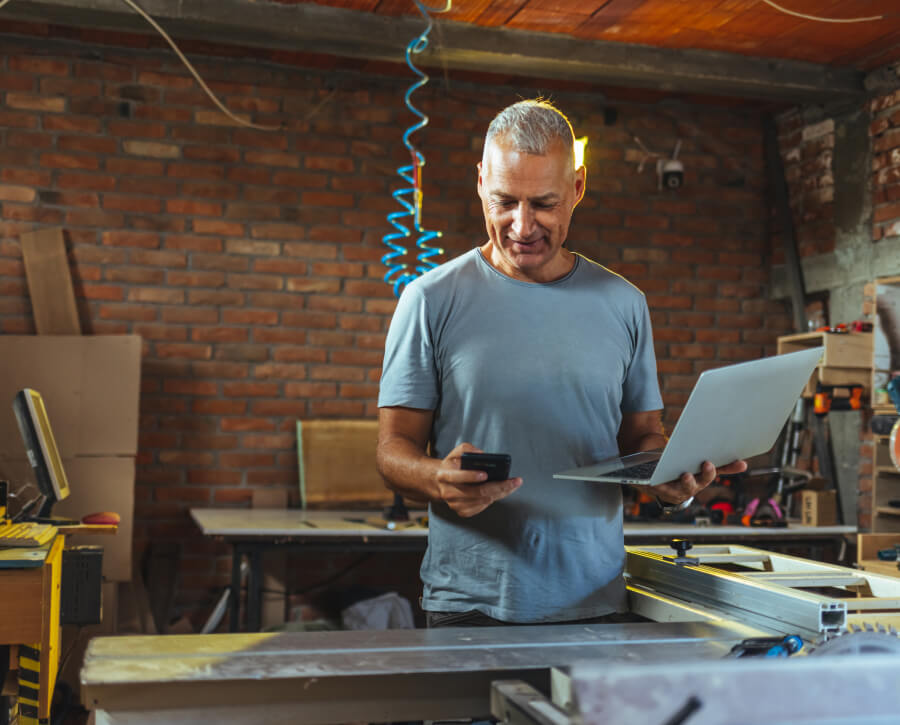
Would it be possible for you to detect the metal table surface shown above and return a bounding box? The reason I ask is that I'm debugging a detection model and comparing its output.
[82,620,764,724]
[191,508,855,541]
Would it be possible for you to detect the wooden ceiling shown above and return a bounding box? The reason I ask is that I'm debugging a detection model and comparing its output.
[282,0,900,70]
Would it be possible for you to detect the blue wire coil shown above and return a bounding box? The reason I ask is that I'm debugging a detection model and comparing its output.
[382,0,450,298]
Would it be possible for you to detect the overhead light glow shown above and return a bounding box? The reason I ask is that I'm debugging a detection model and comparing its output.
[574,136,588,169]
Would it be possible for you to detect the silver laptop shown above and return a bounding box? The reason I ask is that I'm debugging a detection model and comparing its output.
[554,346,824,486]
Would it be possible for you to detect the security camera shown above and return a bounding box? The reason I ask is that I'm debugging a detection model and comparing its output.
[660,158,684,189]
[656,140,684,191]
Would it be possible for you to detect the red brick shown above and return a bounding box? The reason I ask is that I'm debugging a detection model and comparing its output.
[331,349,383,366]
[309,400,366,417]
[305,156,355,172]
[128,288,185,304]
[106,158,166,176]
[40,78,101,98]
[158,452,216,466]
[251,400,308,416]
[167,162,225,180]
[273,346,327,363]
[98,304,158,322]
[0,185,35,202]
[0,110,38,129]
[223,309,278,325]
[123,140,180,159]
[223,382,279,397]
[245,151,300,168]
[2,168,51,186]
[167,199,223,216]
[9,56,69,75]
[272,170,328,188]
[137,71,193,89]
[191,326,249,343]
[220,418,277,433]
[282,311,337,329]
[194,219,245,236]
[185,146,241,163]
[283,242,338,259]
[7,94,65,112]
[106,121,166,139]
[40,153,99,170]
[100,231,159,248]
[156,343,213,360]
[193,400,248,415]
[874,201,900,223]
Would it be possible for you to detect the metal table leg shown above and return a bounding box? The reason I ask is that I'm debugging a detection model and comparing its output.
[247,548,263,633]
[229,545,243,633]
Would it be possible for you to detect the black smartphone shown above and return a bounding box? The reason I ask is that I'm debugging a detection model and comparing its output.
[460,452,511,482]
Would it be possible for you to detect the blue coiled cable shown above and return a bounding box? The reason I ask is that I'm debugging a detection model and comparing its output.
[382,0,450,298]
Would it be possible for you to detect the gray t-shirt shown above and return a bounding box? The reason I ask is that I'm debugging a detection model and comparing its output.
[378,248,663,623]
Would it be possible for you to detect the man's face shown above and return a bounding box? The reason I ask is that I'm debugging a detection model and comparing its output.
[477,136,585,283]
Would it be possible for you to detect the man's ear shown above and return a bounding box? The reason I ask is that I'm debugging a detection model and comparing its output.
[476,161,485,198]
[573,165,586,207]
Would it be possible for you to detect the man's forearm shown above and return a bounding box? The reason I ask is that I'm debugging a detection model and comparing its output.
[376,437,443,504]
[635,432,667,453]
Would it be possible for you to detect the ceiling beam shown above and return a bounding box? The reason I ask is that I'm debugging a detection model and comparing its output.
[1,0,866,103]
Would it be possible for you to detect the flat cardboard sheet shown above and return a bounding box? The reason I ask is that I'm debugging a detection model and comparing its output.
[0,335,141,458]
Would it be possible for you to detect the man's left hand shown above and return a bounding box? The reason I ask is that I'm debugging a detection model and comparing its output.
[650,459,747,506]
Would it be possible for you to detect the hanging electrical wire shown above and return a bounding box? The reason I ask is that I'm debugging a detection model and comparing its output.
[0,0,282,130]
[382,0,451,299]
[761,0,892,23]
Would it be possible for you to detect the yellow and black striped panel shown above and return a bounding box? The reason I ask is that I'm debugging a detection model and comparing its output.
[18,643,47,725]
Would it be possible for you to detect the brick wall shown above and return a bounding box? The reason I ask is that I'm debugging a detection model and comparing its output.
[871,89,900,243]
[774,110,835,262]
[0,29,789,621]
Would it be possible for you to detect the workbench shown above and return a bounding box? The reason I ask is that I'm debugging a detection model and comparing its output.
[190,507,855,632]
[0,533,64,725]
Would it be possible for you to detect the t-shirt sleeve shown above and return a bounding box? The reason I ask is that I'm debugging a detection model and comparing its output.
[378,284,440,410]
[620,295,664,414]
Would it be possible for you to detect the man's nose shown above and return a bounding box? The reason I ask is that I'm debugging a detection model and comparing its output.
[511,202,534,238]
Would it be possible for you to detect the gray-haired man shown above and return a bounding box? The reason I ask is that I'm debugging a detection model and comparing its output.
[376,99,745,627]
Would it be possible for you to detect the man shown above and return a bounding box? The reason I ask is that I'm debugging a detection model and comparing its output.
[376,99,745,627]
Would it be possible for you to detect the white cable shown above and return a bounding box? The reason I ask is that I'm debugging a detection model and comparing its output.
[761,0,884,23]
[116,0,281,130]
[0,0,281,130]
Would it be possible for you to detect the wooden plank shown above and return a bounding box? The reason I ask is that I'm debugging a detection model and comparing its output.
[298,419,391,508]
[19,227,81,335]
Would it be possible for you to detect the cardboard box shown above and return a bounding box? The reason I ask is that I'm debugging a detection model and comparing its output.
[0,335,141,581]
[801,490,837,526]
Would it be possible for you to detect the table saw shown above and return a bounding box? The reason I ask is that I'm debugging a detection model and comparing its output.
[81,543,900,724]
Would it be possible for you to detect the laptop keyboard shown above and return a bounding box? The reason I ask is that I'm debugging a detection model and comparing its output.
[604,460,659,481]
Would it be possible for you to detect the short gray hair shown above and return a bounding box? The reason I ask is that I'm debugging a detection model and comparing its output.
[484,99,575,161]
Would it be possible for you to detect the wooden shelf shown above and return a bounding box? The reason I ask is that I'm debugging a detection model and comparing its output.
[876,507,900,517]
[777,331,872,398]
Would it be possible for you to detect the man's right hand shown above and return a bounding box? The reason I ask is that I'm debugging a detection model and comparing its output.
[436,443,522,518]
